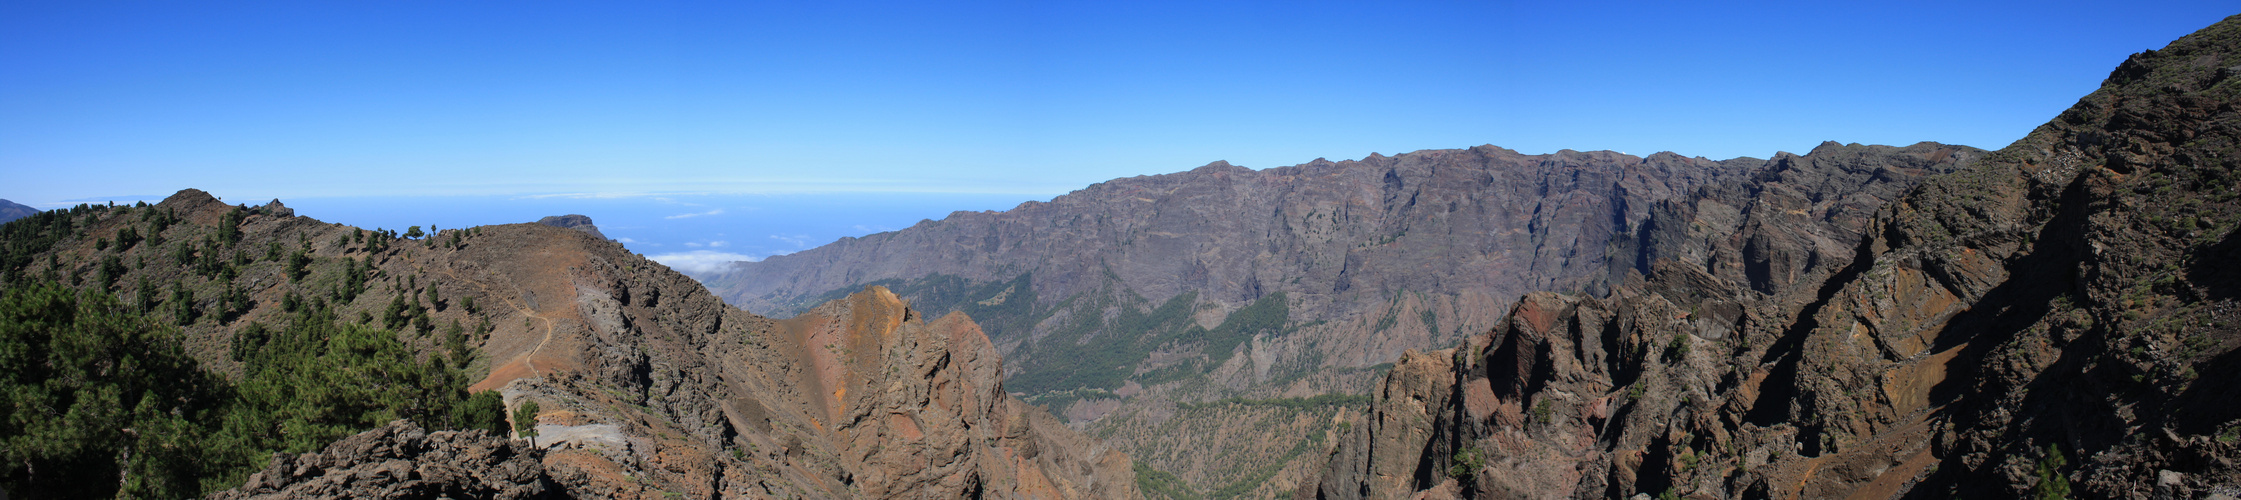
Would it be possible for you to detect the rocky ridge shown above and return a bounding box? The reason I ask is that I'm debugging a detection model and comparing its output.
[0,189,1135,498]
[1302,14,2241,499]
[701,138,1976,494]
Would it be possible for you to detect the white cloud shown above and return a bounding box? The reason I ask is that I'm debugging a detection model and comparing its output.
[665,208,725,219]
[684,242,703,247]
[707,240,728,247]
[647,251,758,276]
[514,192,649,200]
[615,237,636,243]
[770,234,815,248]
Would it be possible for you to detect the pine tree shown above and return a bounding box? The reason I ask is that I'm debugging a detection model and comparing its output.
[514,400,541,446]
[2034,443,2072,499]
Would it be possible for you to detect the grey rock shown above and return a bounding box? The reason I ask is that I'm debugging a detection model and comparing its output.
[208,420,553,500]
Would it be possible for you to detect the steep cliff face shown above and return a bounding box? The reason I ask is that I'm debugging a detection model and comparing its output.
[700,143,1977,496]
[0,188,1135,498]
[390,221,1137,498]
[711,149,1754,366]
[1305,14,2241,499]
[535,215,607,241]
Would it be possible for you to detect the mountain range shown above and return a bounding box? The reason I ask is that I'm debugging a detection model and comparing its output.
[3,12,2239,500]
[699,124,1981,497]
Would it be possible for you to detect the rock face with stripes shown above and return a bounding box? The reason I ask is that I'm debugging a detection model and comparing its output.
[696,132,1977,494]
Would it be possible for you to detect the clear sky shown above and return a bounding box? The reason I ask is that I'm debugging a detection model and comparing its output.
[2,2,2236,270]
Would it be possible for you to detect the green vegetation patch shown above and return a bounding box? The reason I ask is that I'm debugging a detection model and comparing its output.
[0,281,504,498]
[816,273,1297,396]
[1134,461,1201,500]
[1178,393,1372,411]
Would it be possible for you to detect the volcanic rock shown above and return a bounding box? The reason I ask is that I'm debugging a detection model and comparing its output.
[1302,13,2241,499]
[210,420,553,500]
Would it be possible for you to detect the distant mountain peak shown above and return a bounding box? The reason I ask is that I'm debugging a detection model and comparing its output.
[1190,160,1246,173]
[0,199,34,225]
[535,214,606,240]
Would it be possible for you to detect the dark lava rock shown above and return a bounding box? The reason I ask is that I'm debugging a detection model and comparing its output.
[1304,13,2241,499]
[209,420,554,500]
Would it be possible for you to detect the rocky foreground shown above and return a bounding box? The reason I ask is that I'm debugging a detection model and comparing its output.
[1302,13,2241,499]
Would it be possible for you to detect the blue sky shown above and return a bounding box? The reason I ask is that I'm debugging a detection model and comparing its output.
[3,1,2235,270]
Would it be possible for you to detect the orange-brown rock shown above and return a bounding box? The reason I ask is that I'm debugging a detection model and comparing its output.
[22,188,1142,498]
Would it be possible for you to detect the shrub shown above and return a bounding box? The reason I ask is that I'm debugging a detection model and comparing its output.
[1447,446,1485,479]
[1665,333,1692,361]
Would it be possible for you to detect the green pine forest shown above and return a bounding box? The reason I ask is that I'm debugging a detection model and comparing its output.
[0,203,508,498]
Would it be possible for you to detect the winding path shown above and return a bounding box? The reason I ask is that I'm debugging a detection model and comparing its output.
[412,240,559,380]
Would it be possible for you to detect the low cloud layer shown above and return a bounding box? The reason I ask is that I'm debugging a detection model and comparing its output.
[648,250,756,276]
[665,208,725,219]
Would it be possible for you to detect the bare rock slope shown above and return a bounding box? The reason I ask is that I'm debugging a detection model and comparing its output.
[0,188,1136,498]
[374,219,1137,497]
[1304,13,2241,499]
[701,137,1975,494]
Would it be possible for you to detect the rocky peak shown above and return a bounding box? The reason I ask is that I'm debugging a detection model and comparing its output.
[534,214,607,240]
[776,286,1139,497]
[158,188,231,218]
[255,198,294,217]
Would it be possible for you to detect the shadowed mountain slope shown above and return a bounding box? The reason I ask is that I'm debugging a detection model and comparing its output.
[702,139,1979,495]
[0,199,33,225]
[1304,13,2241,499]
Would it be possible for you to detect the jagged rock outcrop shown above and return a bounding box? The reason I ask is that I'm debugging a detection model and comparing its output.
[1305,14,2241,499]
[535,214,606,240]
[7,188,1135,498]
[767,287,1138,497]
[1613,141,1984,296]
[211,420,553,500]
[255,199,293,218]
[698,139,1977,495]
